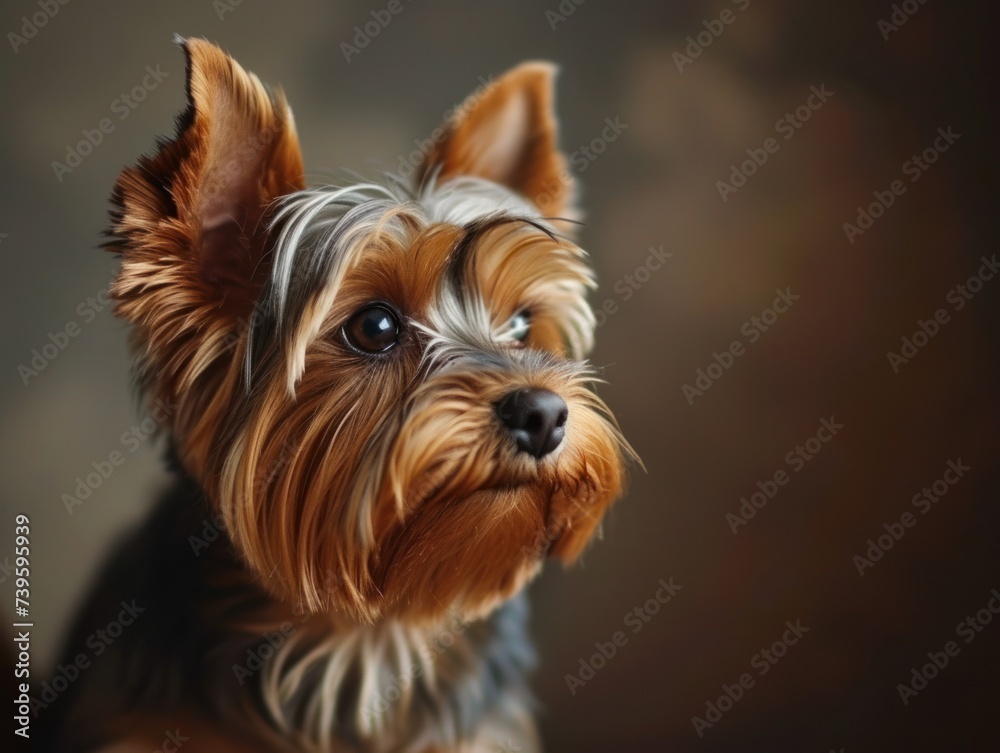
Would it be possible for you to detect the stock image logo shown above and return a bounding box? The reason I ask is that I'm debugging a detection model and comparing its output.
[681,288,799,405]
[691,620,810,737]
[564,578,683,695]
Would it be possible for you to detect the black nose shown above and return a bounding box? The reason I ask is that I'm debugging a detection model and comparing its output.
[496,388,568,459]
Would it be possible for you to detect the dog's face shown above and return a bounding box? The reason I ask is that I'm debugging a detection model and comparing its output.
[110,38,629,623]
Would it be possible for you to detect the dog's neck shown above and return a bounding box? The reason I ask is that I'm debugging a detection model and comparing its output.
[182,475,535,752]
[256,608,481,751]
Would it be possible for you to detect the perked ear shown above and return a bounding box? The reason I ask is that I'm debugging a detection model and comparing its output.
[108,36,304,396]
[417,62,576,223]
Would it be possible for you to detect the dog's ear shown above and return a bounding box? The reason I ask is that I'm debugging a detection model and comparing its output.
[417,62,576,224]
[109,37,303,396]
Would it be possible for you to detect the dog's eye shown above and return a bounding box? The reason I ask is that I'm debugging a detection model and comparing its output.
[343,305,400,354]
[499,310,531,344]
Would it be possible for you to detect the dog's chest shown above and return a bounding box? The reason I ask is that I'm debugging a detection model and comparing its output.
[247,596,534,752]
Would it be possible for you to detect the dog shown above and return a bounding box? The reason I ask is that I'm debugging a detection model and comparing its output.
[43,36,630,753]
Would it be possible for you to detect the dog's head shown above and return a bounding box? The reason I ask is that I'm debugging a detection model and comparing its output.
[109,38,630,623]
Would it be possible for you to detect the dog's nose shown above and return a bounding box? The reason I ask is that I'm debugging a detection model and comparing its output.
[496,388,568,459]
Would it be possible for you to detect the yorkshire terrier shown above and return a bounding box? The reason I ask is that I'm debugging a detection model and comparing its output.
[44,37,630,753]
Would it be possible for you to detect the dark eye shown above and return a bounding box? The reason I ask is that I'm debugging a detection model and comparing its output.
[342,304,400,354]
[502,310,531,343]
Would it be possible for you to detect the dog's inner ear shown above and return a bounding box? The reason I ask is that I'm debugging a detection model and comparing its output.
[112,36,304,323]
[183,37,306,311]
[192,60,300,301]
[417,62,575,221]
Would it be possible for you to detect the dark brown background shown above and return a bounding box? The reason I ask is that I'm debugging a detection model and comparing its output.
[1,0,997,751]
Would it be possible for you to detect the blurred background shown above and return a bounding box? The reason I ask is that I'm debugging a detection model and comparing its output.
[1,0,997,750]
